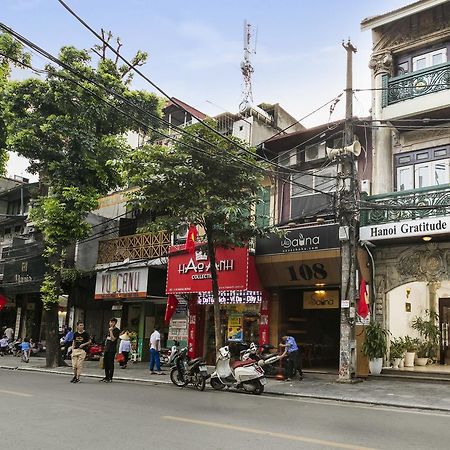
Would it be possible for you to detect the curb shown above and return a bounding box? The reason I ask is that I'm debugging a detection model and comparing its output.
[2,365,450,413]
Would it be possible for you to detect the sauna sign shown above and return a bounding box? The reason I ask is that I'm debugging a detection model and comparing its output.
[360,217,450,242]
[95,267,148,299]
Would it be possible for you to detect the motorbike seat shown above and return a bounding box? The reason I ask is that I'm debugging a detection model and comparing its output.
[188,357,203,366]
[232,359,256,369]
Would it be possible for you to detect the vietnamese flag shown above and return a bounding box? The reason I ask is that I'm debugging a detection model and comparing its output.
[358,278,369,319]
[164,294,179,324]
[185,224,198,254]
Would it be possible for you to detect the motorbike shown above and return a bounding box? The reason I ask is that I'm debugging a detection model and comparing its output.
[240,343,280,376]
[86,343,104,361]
[170,347,210,391]
[161,341,180,367]
[210,345,284,395]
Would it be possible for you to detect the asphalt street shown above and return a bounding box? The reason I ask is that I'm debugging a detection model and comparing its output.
[1,370,449,450]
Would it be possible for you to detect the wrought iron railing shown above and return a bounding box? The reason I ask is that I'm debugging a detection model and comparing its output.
[382,62,450,106]
[97,231,171,264]
[361,185,450,226]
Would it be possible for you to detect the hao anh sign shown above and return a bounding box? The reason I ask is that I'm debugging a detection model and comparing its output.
[95,267,148,299]
[360,217,450,242]
[166,245,249,294]
[256,223,339,256]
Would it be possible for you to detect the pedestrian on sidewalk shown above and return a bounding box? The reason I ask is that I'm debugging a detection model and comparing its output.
[21,337,31,363]
[118,331,131,369]
[0,335,8,355]
[71,321,91,383]
[149,326,163,375]
[280,335,303,381]
[101,318,120,382]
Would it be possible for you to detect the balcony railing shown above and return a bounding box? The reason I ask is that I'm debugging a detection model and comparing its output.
[382,62,450,107]
[361,185,450,226]
[97,231,171,264]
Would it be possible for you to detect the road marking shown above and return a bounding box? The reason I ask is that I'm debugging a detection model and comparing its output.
[162,415,377,450]
[0,389,33,398]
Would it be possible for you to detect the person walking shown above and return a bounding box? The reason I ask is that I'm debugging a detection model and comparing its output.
[280,335,303,381]
[118,331,131,369]
[100,318,120,383]
[71,321,91,383]
[149,326,163,375]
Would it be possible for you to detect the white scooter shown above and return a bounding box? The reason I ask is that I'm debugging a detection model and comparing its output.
[210,345,284,395]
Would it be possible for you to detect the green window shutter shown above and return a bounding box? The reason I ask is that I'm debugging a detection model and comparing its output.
[256,187,270,228]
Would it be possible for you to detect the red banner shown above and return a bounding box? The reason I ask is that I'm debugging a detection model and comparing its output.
[166,245,249,294]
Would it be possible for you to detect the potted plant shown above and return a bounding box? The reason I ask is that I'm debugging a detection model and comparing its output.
[362,321,389,375]
[403,335,418,367]
[389,337,406,369]
[411,310,440,366]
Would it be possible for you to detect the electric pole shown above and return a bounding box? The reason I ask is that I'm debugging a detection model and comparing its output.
[338,40,358,382]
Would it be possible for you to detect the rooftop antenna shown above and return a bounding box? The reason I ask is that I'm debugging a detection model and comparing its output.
[239,20,256,114]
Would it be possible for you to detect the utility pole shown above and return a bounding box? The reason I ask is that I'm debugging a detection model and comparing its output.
[338,39,358,382]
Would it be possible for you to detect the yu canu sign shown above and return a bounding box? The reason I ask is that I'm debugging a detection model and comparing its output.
[95,267,148,299]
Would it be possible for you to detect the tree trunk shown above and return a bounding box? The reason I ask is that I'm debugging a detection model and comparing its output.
[206,226,222,356]
[44,301,64,368]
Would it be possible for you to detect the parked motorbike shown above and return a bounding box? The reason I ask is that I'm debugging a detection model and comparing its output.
[210,345,283,395]
[170,347,210,391]
[85,343,104,361]
[161,341,180,367]
[241,343,280,376]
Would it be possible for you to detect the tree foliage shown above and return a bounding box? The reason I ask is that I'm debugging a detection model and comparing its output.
[124,120,273,352]
[1,38,161,366]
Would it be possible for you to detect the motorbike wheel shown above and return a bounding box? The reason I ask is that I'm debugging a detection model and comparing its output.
[210,377,225,390]
[252,380,264,395]
[170,367,188,387]
[195,373,206,391]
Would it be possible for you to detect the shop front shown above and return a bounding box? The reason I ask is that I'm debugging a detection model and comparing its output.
[255,223,342,369]
[361,216,450,368]
[94,264,167,361]
[166,245,267,363]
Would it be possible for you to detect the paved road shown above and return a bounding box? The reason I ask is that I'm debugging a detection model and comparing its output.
[1,370,449,450]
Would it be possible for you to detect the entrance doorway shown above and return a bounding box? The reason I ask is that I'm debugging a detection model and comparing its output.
[282,289,340,369]
[439,298,450,365]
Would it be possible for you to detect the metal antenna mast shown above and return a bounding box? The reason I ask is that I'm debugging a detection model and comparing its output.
[239,20,255,114]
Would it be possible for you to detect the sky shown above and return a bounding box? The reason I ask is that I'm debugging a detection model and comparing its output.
[2,0,412,181]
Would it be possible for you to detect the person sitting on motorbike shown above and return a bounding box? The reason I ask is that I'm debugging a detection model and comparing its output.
[0,335,8,356]
[61,327,74,359]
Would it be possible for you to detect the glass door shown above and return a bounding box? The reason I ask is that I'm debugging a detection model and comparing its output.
[439,299,450,365]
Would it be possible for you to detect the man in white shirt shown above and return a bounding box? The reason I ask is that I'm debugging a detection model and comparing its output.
[4,327,13,342]
[149,327,163,375]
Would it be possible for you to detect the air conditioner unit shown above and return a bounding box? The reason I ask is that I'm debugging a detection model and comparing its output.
[361,179,371,195]
[278,149,297,167]
[305,143,326,162]
[175,225,188,243]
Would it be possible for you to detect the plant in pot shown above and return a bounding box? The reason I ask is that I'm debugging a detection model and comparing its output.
[362,321,389,375]
[411,310,440,366]
[390,337,406,369]
[403,335,419,367]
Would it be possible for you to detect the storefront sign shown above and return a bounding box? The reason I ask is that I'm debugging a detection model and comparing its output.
[166,245,249,294]
[303,290,339,309]
[95,267,148,299]
[360,217,450,242]
[227,314,243,342]
[256,224,339,256]
[168,319,188,341]
[197,290,263,305]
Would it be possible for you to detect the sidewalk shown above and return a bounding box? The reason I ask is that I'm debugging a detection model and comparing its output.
[2,355,450,412]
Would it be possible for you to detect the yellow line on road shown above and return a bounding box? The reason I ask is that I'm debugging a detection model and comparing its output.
[0,389,33,398]
[162,415,377,450]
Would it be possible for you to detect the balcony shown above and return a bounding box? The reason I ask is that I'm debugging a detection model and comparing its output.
[97,231,171,264]
[382,62,450,107]
[361,185,450,226]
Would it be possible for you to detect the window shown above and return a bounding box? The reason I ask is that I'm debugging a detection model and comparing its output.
[256,186,270,228]
[412,48,447,72]
[395,147,450,191]
[291,165,337,197]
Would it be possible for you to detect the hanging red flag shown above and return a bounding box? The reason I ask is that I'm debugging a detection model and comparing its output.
[0,294,7,311]
[185,224,198,254]
[164,294,179,324]
[358,278,369,319]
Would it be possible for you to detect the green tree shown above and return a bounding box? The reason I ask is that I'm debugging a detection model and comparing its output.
[2,40,161,367]
[123,121,273,354]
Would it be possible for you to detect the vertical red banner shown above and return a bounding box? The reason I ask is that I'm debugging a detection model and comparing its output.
[259,292,270,348]
[188,296,197,358]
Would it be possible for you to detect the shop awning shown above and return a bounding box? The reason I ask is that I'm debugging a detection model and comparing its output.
[255,248,341,287]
